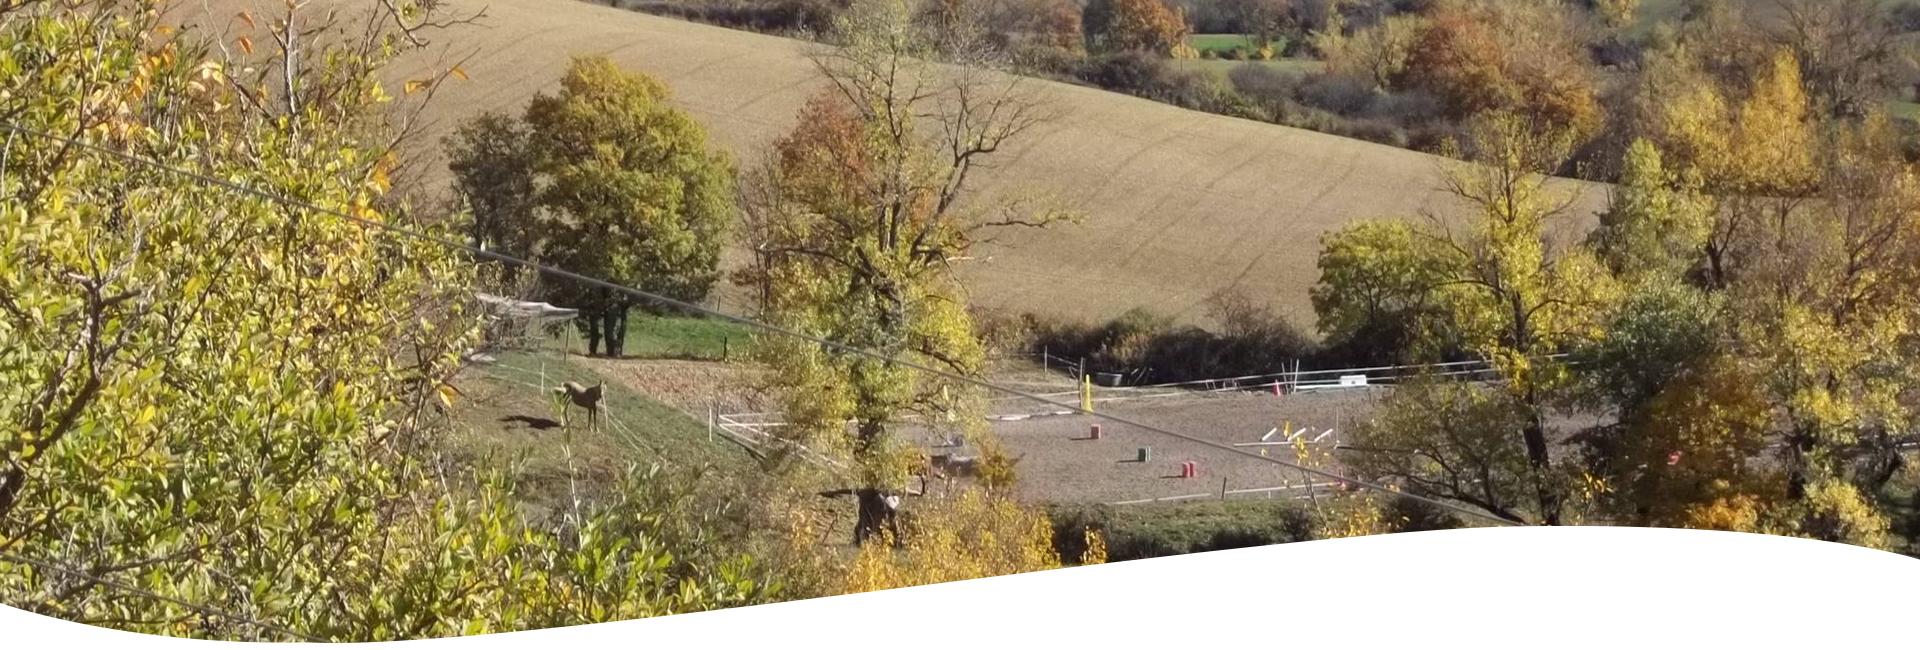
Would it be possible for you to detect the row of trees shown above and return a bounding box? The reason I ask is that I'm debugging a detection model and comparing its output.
[1315,37,1919,546]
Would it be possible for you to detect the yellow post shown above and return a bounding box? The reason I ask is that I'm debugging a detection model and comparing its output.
[1081,374,1094,413]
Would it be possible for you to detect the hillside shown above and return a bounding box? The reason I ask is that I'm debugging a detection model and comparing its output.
[180,0,1610,325]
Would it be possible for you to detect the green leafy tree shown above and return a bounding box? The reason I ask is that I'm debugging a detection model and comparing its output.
[446,57,736,358]
[1311,219,1455,366]
[1587,139,1714,281]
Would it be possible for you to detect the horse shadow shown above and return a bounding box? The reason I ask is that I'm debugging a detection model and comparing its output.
[499,414,562,431]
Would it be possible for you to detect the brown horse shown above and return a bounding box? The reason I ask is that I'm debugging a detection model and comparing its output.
[553,381,605,431]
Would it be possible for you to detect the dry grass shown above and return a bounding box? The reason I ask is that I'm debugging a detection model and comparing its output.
[187,0,1609,326]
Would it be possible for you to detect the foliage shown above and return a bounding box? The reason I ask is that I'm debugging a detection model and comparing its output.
[446,56,736,356]
[1396,1,1602,148]
[836,489,1088,592]
[1311,219,1454,365]
[1344,380,1538,523]
[0,2,776,638]
[1084,0,1192,55]
[1587,139,1714,281]
[1316,13,1424,90]
[1022,301,1319,384]
[740,0,1075,543]
[1047,500,1315,561]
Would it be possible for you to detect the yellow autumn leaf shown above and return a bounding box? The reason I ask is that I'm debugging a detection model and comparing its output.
[450,65,469,81]
[436,384,458,410]
[237,10,256,29]
[235,36,254,55]
[369,164,391,193]
[404,79,429,95]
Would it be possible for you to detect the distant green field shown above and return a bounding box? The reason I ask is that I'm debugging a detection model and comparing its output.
[564,312,756,360]
[1888,100,1920,123]
[1187,33,1286,55]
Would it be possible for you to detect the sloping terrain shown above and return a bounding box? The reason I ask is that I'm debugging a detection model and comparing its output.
[179,0,1610,325]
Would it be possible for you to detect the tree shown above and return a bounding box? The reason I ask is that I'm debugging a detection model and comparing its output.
[1083,0,1192,55]
[1396,1,1603,147]
[1587,139,1714,281]
[1324,112,1616,525]
[1,2,777,638]
[1751,0,1907,118]
[740,0,1075,545]
[1592,0,1639,30]
[446,57,736,358]
[1317,13,1424,90]
[1310,220,1456,365]
[446,112,537,278]
[1345,380,1539,524]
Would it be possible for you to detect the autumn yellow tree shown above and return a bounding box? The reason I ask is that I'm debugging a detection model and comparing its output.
[740,0,1075,545]
[1326,112,1617,525]
[1083,0,1191,56]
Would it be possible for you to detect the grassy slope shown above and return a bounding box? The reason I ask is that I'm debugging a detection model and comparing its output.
[185,0,1609,326]
[444,350,757,513]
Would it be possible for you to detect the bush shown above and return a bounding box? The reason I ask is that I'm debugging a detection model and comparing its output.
[1048,501,1316,562]
[619,0,842,35]
[1296,71,1378,116]
[1364,88,1442,123]
[1024,298,1319,385]
[1080,52,1234,113]
[1080,50,1173,94]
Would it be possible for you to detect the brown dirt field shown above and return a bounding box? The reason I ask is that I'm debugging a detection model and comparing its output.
[906,389,1384,505]
[181,0,1611,325]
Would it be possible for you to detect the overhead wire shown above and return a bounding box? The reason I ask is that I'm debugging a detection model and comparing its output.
[1,121,1528,529]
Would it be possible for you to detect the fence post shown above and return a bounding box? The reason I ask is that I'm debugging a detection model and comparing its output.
[707,399,715,443]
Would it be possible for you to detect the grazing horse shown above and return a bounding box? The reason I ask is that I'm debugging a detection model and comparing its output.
[553,381,605,431]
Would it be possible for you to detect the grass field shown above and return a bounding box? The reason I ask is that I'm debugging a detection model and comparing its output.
[195,0,1609,327]
[1187,33,1286,56]
[563,312,756,360]
[445,350,759,514]
[1889,100,1920,123]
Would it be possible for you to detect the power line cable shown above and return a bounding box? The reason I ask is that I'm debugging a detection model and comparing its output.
[0,121,1527,527]
[0,551,323,641]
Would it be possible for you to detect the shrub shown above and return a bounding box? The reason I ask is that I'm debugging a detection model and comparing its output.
[1047,501,1316,562]
[1296,71,1378,116]
[1228,62,1304,109]
[1024,299,1319,385]
[1080,52,1232,112]
[1081,50,1172,94]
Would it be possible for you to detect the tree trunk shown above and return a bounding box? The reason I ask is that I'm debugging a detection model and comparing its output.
[1522,412,1562,526]
[578,315,603,357]
[602,307,628,358]
[852,487,902,547]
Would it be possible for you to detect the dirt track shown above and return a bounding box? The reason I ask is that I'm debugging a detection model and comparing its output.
[181,0,1610,324]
